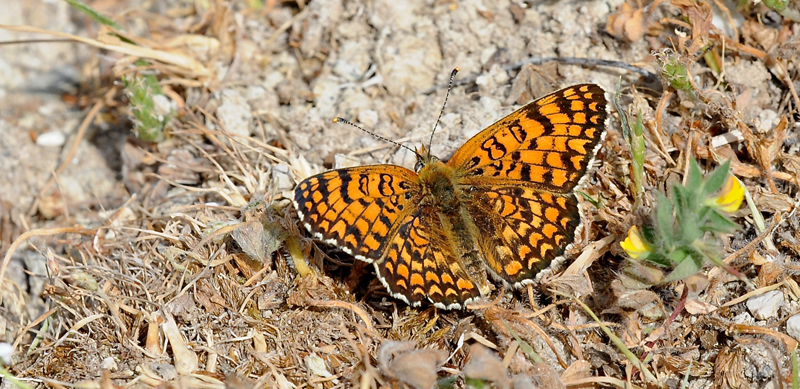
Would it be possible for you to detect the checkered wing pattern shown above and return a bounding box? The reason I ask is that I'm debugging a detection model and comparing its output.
[293,165,420,262]
[449,84,608,193]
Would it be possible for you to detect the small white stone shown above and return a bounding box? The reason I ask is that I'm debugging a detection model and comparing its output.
[786,314,800,341]
[101,356,118,371]
[357,110,379,128]
[0,342,12,365]
[272,164,294,192]
[305,353,334,379]
[36,131,66,147]
[334,154,361,169]
[754,109,779,134]
[732,312,754,325]
[216,89,253,138]
[746,290,784,320]
[152,94,175,118]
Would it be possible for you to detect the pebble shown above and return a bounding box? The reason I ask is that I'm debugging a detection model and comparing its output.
[0,342,12,365]
[216,89,253,138]
[786,314,800,341]
[272,164,294,191]
[152,94,175,117]
[746,290,784,320]
[357,110,379,128]
[334,154,361,169]
[36,131,66,147]
[101,356,118,371]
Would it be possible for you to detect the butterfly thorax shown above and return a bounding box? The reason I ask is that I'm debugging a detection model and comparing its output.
[420,162,460,210]
[415,147,463,214]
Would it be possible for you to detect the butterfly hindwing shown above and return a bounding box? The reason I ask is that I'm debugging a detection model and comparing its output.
[465,186,581,285]
[374,208,481,309]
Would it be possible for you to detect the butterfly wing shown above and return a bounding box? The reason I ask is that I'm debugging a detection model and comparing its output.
[374,207,481,309]
[465,186,581,285]
[450,84,608,284]
[293,165,420,263]
[448,84,608,193]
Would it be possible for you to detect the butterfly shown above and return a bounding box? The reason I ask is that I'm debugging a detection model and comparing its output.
[293,83,608,309]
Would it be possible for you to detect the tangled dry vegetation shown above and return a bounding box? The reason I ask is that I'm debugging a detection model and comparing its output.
[2,0,800,388]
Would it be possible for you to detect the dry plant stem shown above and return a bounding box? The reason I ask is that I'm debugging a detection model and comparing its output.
[487,309,568,368]
[339,322,384,388]
[308,299,375,333]
[516,315,569,368]
[720,280,787,309]
[707,212,780,284]
[11,307,58,350]
[736,120,780,194]
[710,0,739,41]
[243,264,271,287]
[732,324,798,351]
[714,33,767,60]
[780,60,800,114]
[566,308,585,361]
[49,314,105,351]
[568,295,663,388]
[0,226,93,297]
[0,24,210,77]
[653,89,677,165]
[644,286,688,350]
[564,376,641,389]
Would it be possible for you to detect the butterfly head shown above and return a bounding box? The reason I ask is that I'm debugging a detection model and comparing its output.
[414,144,439,172]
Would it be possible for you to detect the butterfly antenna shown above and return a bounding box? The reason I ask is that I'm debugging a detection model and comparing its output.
[428,67,460,152]
[332,117,421,158]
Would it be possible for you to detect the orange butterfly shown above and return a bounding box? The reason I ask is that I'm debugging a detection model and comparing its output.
[294,83,608,309]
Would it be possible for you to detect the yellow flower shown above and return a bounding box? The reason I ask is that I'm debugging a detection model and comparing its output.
[620,226,652,260]
[714,176,745,213]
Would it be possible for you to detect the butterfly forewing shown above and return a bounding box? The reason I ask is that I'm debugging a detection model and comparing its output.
[293,165,420,262]
[448,84,608,193]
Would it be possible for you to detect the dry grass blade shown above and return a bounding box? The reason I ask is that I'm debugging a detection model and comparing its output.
[0,24,210,78]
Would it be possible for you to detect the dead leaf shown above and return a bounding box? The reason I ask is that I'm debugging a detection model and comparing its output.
[378,340,447,389]
[463,344,509,387]
[607,3,645,42]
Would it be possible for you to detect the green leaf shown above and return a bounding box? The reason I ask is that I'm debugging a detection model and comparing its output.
[792,349,799,389]
[705,160,731,195]
[64,0,122,30]
[662,252,703,283]
[706,209,740,233]
[614,77,630,141]
[687,159,703,192]
[645,252,671,267]
[671,184,687,220]
[655,192,674,246]
[577,191,602,209]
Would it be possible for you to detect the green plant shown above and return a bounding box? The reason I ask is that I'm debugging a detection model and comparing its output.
[613,78,646,210]
[621,159,745,283]
[123,71,172,142]
[655,50,696,99]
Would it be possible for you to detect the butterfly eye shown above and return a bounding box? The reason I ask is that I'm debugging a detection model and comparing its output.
[415,159,425,172]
